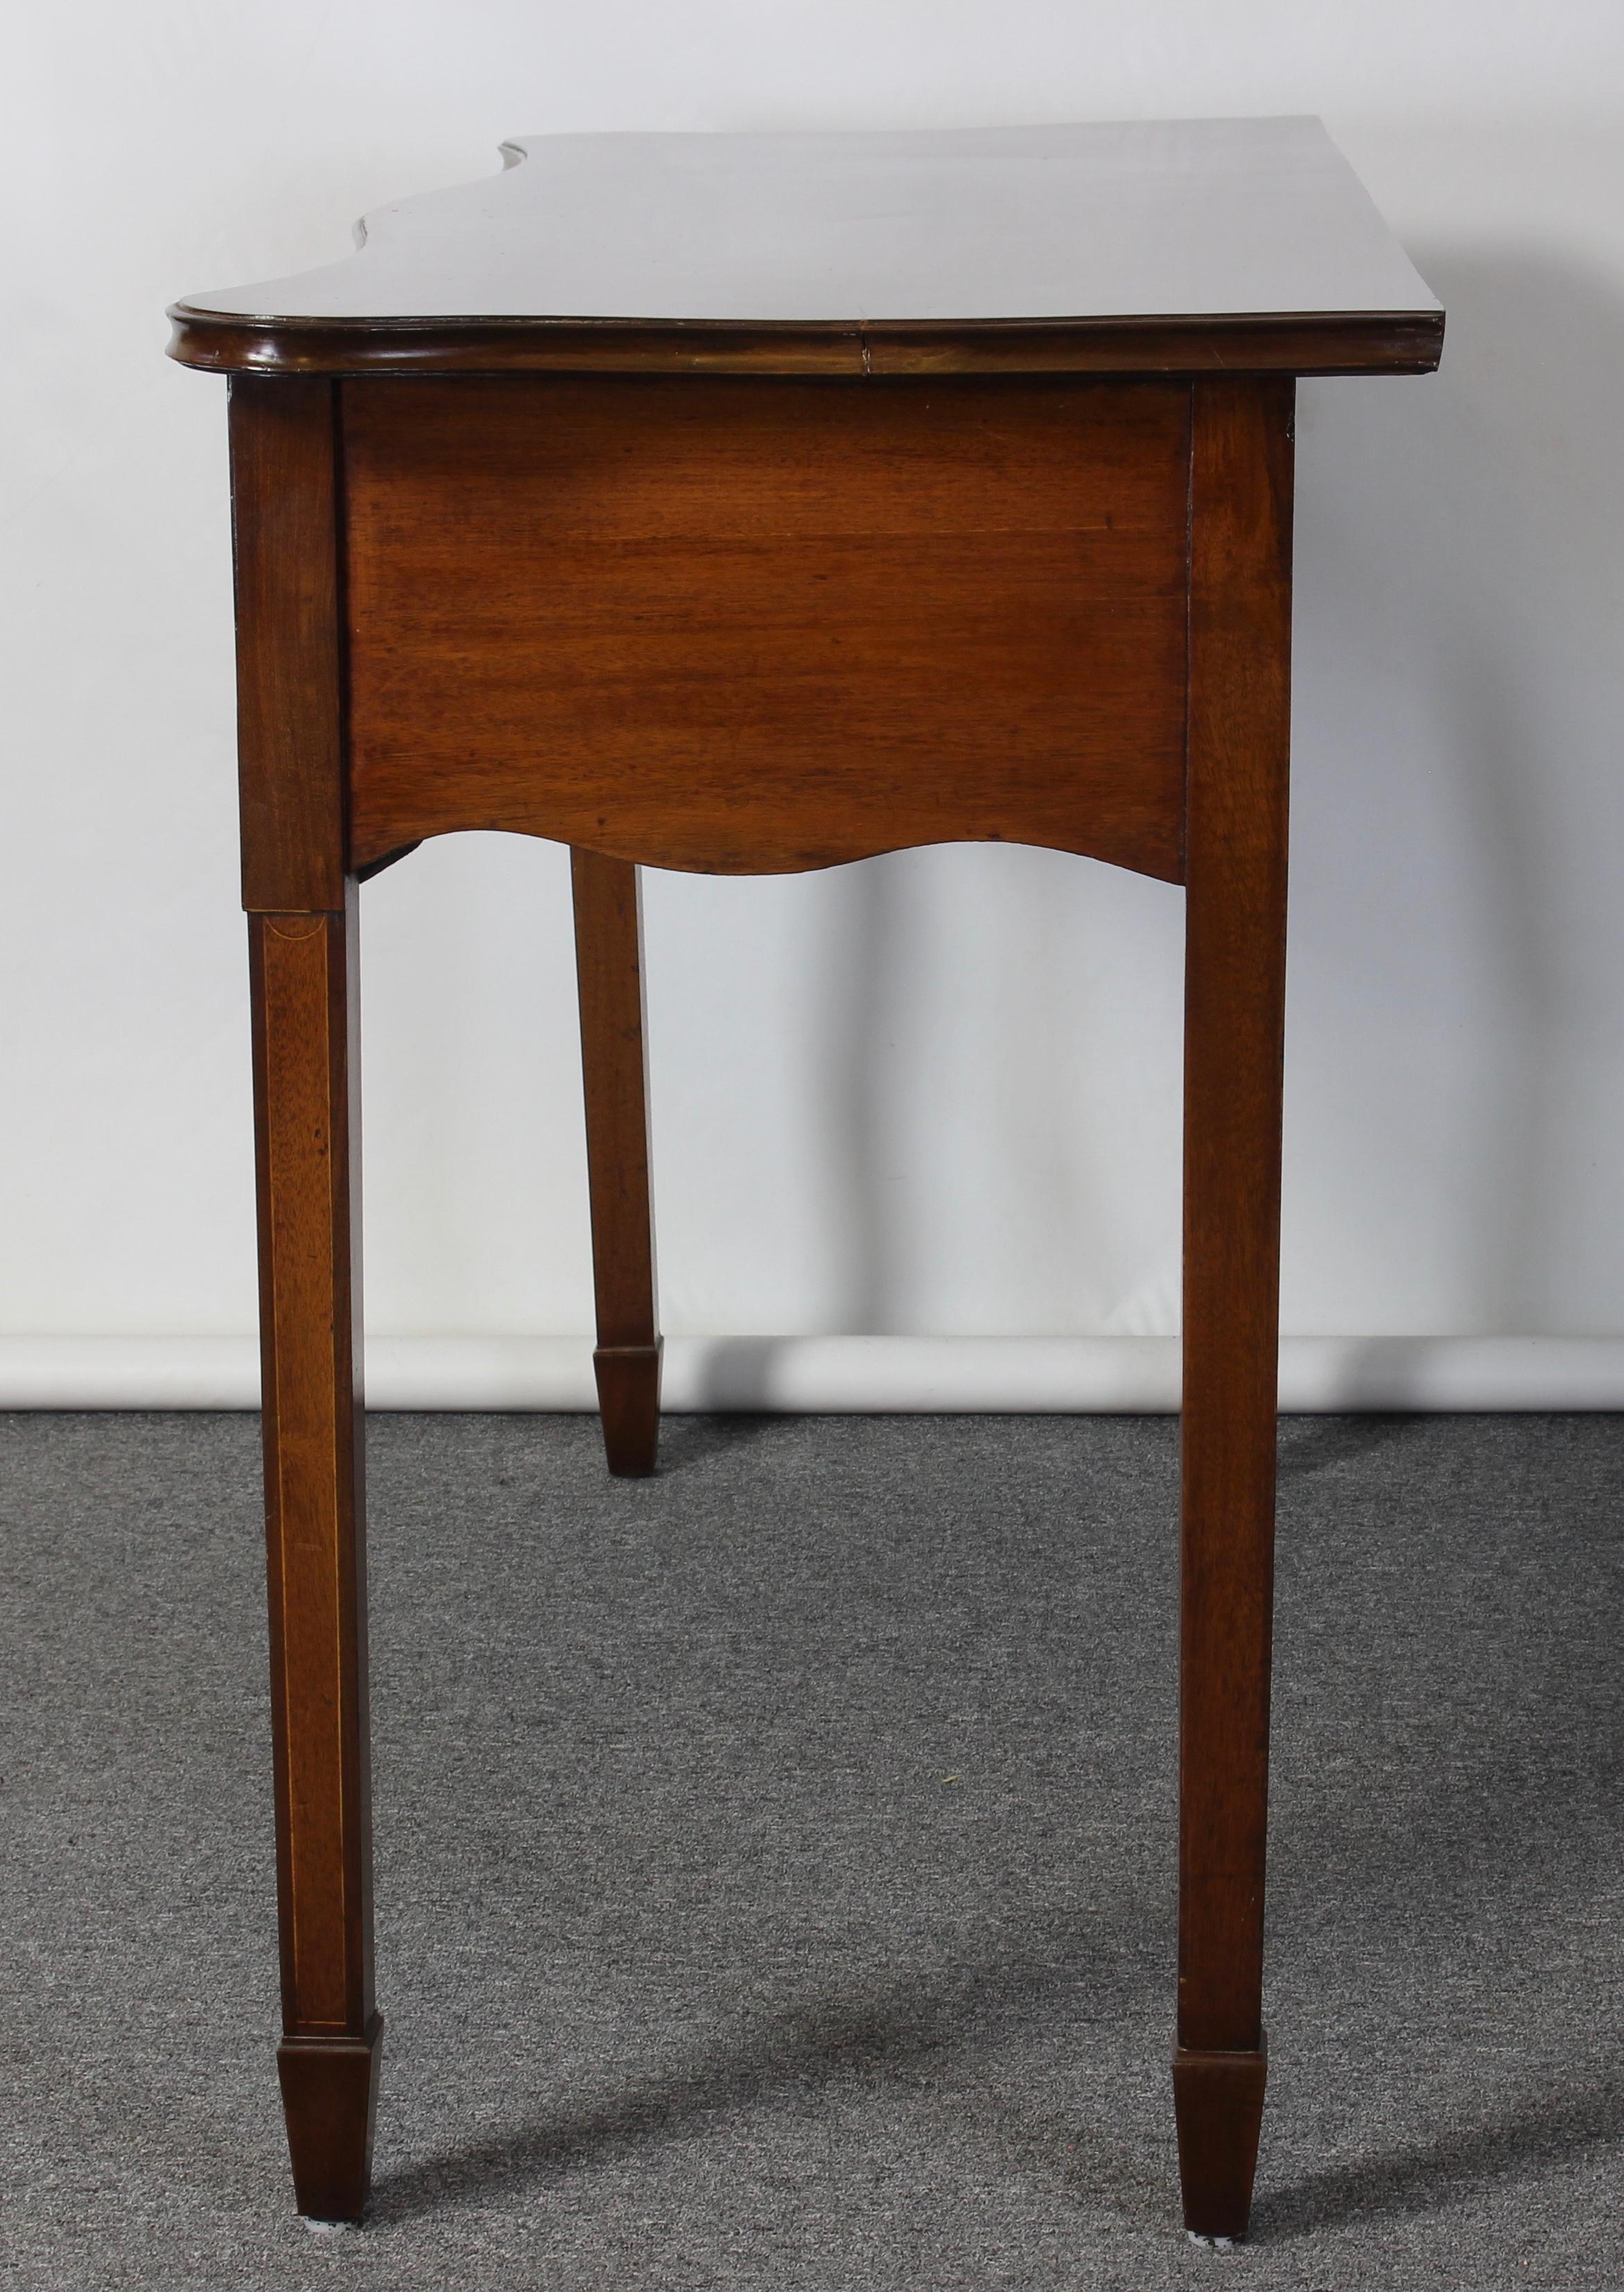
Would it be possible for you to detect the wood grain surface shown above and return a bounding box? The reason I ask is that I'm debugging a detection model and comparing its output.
[229,379,347,912]
[571,849,662,1474]
[1172,2040,1270,2241]
[343,376,1191,880]
[276,2022,383,2222]
[234,370,381,2219]
[1173,374,1293,2235]
[173,308,1443,381]
[250,895,374,2042]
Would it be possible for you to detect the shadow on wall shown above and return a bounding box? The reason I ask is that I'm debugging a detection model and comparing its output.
[792,250,1624,1347]
[1293,245,1624,1335]
[808,843,1182,1340]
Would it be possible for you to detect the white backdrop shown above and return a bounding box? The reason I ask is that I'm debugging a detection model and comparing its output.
[6,3,1624,1406]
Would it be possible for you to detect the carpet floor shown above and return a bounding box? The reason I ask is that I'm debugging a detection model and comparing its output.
[2,1410,1621,2289]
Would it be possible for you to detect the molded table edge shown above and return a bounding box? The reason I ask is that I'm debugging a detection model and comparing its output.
[166,306,1444,379]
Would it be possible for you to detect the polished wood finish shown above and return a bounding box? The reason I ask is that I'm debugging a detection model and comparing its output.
[228,379,347,912]
[173,307,1442,382]
[866,311,1440,377]
[1172,2040,1269,2241]
[571,849,661,1473]
[168,120,1442,382]
[1173,376,1293,2234]
[277,2021,383,2222]
[184,124,1437,2241]
[249,898,378,2221]
[234,367,379,2222]
[342,376,1191,881]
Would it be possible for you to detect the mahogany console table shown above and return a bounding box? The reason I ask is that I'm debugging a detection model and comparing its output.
[168,119,1442,2240]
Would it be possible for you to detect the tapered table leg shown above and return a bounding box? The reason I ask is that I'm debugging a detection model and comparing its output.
[1173,376,1294,2241]
[571,848,662,1474]
[250,892,380,2221]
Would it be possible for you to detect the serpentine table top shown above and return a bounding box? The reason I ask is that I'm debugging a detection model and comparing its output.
[168,116,1442,378]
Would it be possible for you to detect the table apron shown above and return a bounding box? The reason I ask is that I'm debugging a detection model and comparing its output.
[338,374,1194,882]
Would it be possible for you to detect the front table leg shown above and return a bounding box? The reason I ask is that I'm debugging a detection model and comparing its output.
[1173,378,1294,2240]
[571,849,663,1474]
[250,893,381,2220]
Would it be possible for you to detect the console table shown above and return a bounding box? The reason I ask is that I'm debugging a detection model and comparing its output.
[167,119,1442,2240]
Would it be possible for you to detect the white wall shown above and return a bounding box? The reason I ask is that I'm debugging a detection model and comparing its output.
[6,4,1624,1400]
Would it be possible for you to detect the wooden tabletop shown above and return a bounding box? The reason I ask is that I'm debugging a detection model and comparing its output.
[168,118,1442,379]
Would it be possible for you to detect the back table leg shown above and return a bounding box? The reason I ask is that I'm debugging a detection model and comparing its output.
[571,849,663,1474]
[1174,377,1294,2241]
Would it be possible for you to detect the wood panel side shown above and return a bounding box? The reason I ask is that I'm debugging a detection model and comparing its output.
[341,376,1191,882]
[229,377,347,911]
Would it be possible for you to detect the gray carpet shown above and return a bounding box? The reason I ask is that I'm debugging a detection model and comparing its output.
[2,1410,1621,2289]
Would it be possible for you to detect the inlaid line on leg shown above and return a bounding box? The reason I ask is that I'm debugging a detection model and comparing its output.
[1174,374,1294,2241]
